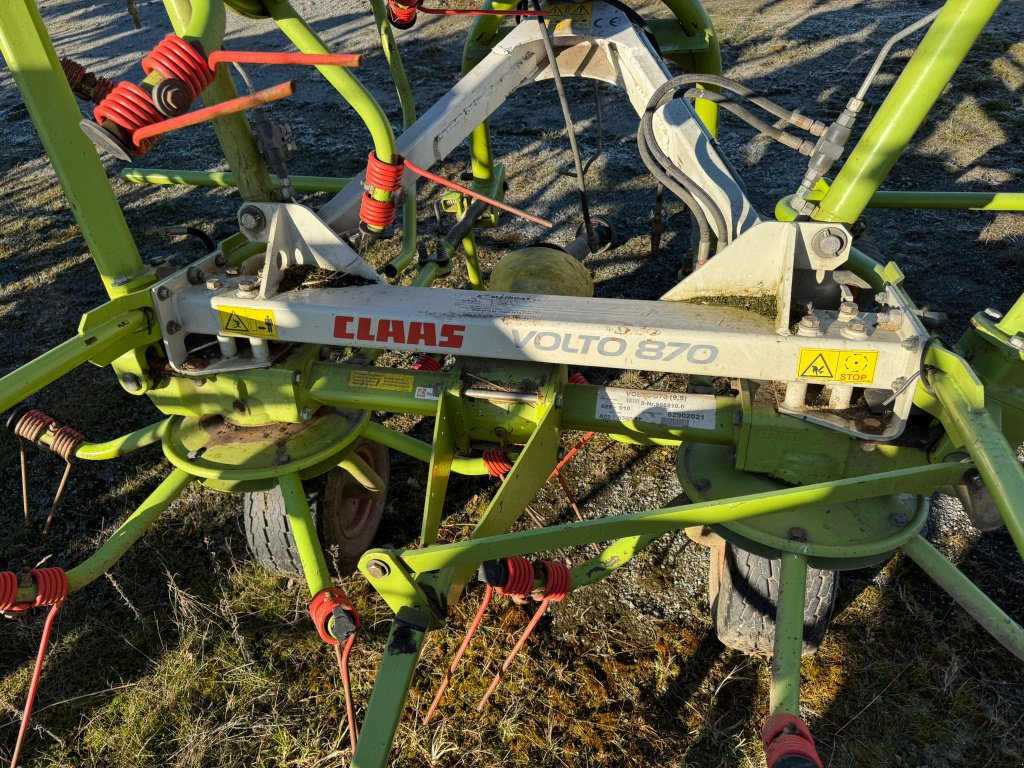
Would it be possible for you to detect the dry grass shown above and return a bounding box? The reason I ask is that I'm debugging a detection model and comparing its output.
[2,0,1024,766]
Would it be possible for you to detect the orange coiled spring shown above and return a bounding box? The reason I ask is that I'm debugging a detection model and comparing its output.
[13,410,54,443]
[50,425,85,462]
[482,450,514,477]
[93,82,162,154]
[141,35,214,101]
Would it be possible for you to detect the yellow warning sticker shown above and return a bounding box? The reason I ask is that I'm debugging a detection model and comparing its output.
[219,305,278,338]
[797,349,878,384]
[545,1,592,32]
[349,371,413,393]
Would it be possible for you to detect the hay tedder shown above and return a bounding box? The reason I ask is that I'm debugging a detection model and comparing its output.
[1,0,1023,764]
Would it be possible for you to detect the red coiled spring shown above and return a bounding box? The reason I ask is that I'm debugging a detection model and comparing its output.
[762,713,823,768]
[482,449,514,477]
[309,588,361,752]
[7,568,69,768]
[93,82,162,155]
[141,35,214,101]
[496,556,535,597]
[477,560,570,709]
[60,57,115,103]
[423,556,537,725]
[360,151,406,229]
[0,571,18,613]
[412,354,442,371]
[60,57,86,91]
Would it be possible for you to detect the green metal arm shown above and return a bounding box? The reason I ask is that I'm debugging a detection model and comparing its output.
[364,461,968,588]
[42,419,170,461]
[917,344,1024,560]
[14,468,194,602]
[264,0,397,164]
[0,309,151,415]
[814,0,1003,224]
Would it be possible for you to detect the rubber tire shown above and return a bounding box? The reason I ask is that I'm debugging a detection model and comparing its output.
[710,543,838,658]
[242,441,390,579]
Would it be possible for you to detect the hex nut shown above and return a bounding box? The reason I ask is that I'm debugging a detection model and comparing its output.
[206,277,223,290]
[366,560,390,578]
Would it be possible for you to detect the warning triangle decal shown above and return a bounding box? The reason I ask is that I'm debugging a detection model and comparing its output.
[799,353,834,379]
[224,312,250,333]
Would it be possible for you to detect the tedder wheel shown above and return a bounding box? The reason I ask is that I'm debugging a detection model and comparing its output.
[242,441,390,578]
[709,542,838,658]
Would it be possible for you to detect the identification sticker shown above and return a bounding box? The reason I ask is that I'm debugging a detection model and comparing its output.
[415,385,440,401]
[219,306,278,338]
[349,371,414,392]
[796,349,878,384]
[595,388,717,430]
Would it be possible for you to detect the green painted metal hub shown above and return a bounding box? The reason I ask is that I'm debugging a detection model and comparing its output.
[677,443,928,570]
[162,408,368,492]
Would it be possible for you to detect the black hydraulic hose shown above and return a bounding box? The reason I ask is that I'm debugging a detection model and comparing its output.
[637,134,712,264]
[663,73,824,132]
[639,81,730,246]
[532,0,598,252]
[682,89,814,155]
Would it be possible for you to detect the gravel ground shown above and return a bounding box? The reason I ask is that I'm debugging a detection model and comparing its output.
[1,0,1024,766]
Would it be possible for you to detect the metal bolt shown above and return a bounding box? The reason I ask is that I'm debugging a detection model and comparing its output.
[186,266,206,285]
[891,377,907,391]
[121,373,143,392]
[226,266,241,277]
[812,227,846,258]
[276,452,291,465]
[156,286,172,300]
[186,447,206,461]
[238,277,258,293]
[787,527,807,542]
[983,307,1004,321]
[1010,334,1024,351]
[799,315,820,330]
[849,320,866,332]
[214,254,227,267]
[890,511,910,527]
[839,301,859,317]
[902,335,921,351]
[206,277,223,290]
[366,560,390,578]
[165,320,182,335]
[292,371,303,385]
[112,275,130,287]
[300,407,314,421]
[965,469,984,491]
[239,205,266,233]
[694,479,711,493]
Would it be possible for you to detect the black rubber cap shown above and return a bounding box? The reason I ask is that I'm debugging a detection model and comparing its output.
[79,119,133,162]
